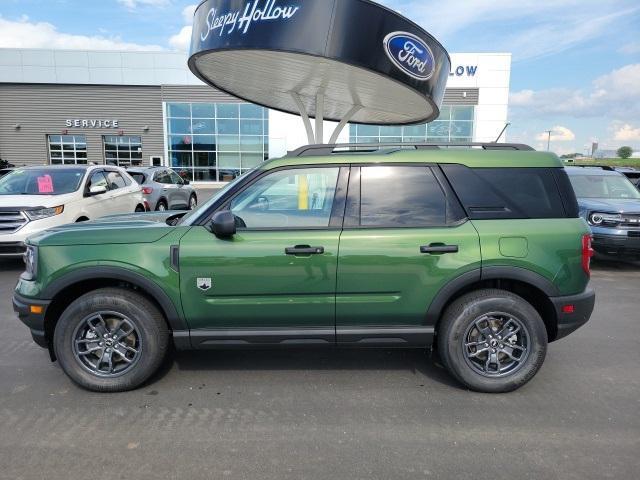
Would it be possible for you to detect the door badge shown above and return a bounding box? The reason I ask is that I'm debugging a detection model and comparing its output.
[197,278,212,291]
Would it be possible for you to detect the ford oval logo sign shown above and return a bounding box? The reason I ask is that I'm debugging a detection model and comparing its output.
[383,32,435,81]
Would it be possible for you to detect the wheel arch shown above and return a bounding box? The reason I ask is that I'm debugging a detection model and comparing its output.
[427,267,560,342]
[42,267,186,358]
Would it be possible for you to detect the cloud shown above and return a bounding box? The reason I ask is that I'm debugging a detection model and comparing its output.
[168,4,197,51]
[0,16,164,51]
[182,4,197,23]
[169,26,192,51]
[509,63,640,119]
[613,124,640,142]
[381,0,640,61]
[536,126,576,142]
[117,0,170,9]
[619,41,640,54]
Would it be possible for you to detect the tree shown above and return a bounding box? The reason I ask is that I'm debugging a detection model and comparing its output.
[0,157,14,169]
[617,146,633,159]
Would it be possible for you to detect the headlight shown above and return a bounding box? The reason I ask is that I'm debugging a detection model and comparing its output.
[588,212,621,226]
[22,245,38,281]
[25,205,64,221]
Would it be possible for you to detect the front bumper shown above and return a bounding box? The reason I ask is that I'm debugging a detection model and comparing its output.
[591,229,640,259]
[12,292,50,348]
[550,289,596,341]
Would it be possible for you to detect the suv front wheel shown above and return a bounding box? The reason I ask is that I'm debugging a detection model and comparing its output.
[438,289,547,393]
[53,288,170,392]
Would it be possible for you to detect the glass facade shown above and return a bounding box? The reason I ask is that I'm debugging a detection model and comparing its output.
[349,105,474,144]
[104,135,142,167]
[166,102,269,182]
[48,135,87,164]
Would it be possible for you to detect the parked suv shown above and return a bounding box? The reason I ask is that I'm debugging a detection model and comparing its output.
[13,144,595,393]
[0,165,146,257]
[128,167,197,211]
[566,166,640,259]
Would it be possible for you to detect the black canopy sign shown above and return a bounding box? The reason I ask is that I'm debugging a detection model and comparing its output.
[189,0,450,141]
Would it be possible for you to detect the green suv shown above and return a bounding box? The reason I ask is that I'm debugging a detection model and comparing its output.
[13,144,596,393]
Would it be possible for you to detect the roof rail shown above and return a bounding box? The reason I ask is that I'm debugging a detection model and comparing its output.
[287,142,535,157]
[566,164,616,171]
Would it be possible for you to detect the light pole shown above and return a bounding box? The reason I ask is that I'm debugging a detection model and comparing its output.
[545,130,553,151]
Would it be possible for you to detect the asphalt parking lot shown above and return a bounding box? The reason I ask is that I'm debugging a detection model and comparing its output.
[0,258,638,480]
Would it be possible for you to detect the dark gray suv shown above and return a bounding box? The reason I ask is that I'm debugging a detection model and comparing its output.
[128,167,197,211]
[566,166,640,259]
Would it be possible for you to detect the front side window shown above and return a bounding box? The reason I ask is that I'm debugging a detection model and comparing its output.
[87,171,108,191]
[48,135,87,165]
[359,166,448,227]
[105,171,126,190]
[229,167,340,229]
[0,168,85,195]
[569,174,640,200]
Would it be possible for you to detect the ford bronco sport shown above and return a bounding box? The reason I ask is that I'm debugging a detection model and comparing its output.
[13,143,596,393]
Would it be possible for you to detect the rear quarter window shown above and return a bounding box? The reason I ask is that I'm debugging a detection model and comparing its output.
[441,165,570,219]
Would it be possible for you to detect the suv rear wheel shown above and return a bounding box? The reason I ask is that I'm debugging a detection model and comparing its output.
[53,288,170,392]
[438,289,547,393]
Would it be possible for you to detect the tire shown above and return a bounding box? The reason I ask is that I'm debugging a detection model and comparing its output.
[437,289,547,393]
[53,288,170,392]
[135,205,145,213]
[188,194,197,210]
[155,200,168,212]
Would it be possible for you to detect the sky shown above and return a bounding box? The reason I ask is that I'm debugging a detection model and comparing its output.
[0,0,639,155]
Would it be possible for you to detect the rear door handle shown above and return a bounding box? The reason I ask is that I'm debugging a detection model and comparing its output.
[420,244,459,254]
[285,245,325,255]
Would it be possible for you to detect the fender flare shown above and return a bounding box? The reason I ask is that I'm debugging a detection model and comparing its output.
[42,266,187,331]
[425,266,559,325]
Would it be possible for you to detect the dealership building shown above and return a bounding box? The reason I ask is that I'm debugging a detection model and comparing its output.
[0,48,511,184]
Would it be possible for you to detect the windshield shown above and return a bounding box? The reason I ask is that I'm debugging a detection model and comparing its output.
[0,168,86,195]
[569,174,640,199]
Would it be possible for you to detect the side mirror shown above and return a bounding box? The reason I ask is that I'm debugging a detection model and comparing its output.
[183,179,190,185]
[210,210,236,238]
[89,185,108,195]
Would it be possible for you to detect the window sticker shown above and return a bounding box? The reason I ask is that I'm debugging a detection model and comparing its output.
[37,175,54,194]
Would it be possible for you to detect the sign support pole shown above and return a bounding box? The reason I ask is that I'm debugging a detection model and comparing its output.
[315,93,324,144]
[291,92,316,145]
[329,104,362,144]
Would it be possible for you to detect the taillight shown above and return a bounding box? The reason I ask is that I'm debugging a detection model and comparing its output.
[142,187,153,195]
[581,234,594,276]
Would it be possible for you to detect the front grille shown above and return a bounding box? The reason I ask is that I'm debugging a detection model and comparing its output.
[0,210,27,234]
[0,242,26,255]
[620,213,640,227]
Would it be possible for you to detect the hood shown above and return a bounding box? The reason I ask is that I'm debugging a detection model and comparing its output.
[578,198,640,213]
[0,193,77,210]
[26,211,181,247]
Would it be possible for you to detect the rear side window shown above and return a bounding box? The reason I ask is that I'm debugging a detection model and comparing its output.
[441,165,568,219]
[358,166,448,227]
[130,173,146,184]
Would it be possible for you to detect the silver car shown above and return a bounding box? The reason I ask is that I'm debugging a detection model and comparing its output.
[127,167,197,211]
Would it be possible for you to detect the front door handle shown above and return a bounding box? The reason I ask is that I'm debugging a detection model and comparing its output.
[285,245,325,255]
[420,244,459,254]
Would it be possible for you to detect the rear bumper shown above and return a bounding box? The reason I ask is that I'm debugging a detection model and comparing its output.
[12,292,50,348]
[592,232,640,259]
[550,289,596,341]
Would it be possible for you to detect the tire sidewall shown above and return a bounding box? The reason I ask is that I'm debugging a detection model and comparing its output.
[442,293,548,393]
[54,290,167,392]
